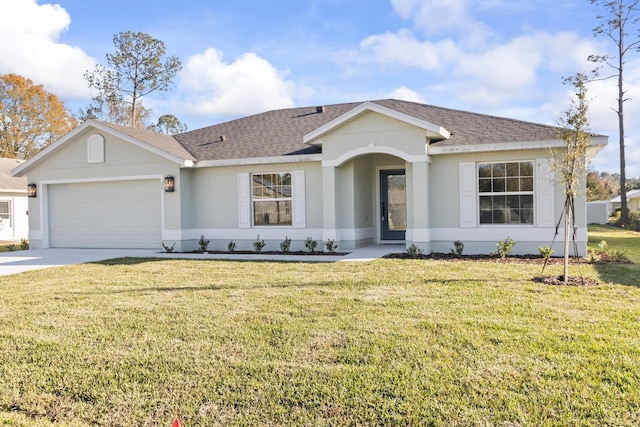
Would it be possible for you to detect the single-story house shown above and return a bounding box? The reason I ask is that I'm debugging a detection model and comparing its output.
[12,99,607,255]
[610,189,640,215]
[0,158,29,241]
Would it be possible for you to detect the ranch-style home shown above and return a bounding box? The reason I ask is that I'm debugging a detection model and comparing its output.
[12,99,607,255]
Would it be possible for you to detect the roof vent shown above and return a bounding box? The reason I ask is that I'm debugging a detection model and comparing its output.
[220,135,226,142]
[316,106,325,113]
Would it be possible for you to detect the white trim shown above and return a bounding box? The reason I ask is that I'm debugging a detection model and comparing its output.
[0,189,27,194]
[407,227,431,243]
[323,145,429,167]
[428,139,608,155]
[87,133,105,163]
[459,162,477,228]
[304,101,450,144]
[430,227,588,242]
[195,154,322,168]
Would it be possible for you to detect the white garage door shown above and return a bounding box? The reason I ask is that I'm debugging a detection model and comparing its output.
[48,179,162,249]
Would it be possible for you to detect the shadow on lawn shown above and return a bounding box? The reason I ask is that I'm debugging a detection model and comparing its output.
[90,257,333,267]
[592,263,640,288]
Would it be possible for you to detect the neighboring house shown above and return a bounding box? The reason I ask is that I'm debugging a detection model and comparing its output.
[0,158,29,241]
[12,100,607,255]
[610,189,640,215]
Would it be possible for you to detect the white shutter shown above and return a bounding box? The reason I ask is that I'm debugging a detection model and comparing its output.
[292,170,306,228]
[459,162,477,228]
[238,173,251,228]
[536,159,555,227]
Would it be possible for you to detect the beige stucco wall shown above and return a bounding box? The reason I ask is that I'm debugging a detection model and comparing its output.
[428,149,588,255]
[320,111,427,162]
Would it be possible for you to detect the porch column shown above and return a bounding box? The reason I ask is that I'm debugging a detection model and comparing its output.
[322,165,337,241]
[409,160,431,252]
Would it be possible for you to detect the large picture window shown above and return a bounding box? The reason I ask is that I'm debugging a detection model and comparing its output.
[252,172,292,226]
[478,161,534,224]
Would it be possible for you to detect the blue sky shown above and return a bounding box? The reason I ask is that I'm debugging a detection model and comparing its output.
[1,0,639,177]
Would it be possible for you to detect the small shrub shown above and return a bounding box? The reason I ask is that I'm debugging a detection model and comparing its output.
[406,244,423,259]
[324,239,339,253]
[280,236,292,253]
[227,240,236,253]
[538,245,554,261]
[253,235,266,253]
[304,236,318,253]
[20,238,29,250]
[450,240,464,256]
[198,235,210,253]
[7,244,16,252]
[496,237,516,259]
[162,242,175,253]
[588,240,630,263]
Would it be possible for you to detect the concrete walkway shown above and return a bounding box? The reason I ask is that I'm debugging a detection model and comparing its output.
[0,245,404,277]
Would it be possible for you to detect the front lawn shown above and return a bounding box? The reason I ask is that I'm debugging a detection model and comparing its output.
[0,229,638,426]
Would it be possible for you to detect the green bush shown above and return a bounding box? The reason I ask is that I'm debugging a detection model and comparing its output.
[587,240,630,263]
[227,240,236,252]
[451,240,464,256]
[538,245,554,261]
[324,239,339,253]
[497,237,516,259]
[253,235,266,253]
[406,244,423,259]
[161,242,175,253]
[280,236,292,253]
[198,235,210,253]
[304,237,318,253]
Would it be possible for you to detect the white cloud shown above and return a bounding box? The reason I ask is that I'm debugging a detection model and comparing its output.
[0,0,95,98]
[358,29,459,70]
[177,48,296,117]
[388,86,426,103]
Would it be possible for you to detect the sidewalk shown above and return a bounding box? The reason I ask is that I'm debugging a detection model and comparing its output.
[0,245,404,276]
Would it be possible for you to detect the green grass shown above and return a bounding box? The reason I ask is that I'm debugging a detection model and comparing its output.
[587,224,640,287]
[0,229,638,426]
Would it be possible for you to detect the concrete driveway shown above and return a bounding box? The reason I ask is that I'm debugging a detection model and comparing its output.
[0,245,403,277]
[0,248,158,277]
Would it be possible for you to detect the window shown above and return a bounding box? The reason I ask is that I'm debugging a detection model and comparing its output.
[478,161,534,224]
[0,201,11,228]
[252,172,292,226]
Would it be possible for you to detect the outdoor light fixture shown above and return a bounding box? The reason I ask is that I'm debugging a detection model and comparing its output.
[27,183,37,198]
[164,176,175,192]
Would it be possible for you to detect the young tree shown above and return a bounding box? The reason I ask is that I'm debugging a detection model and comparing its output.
[588,0,640,224]
[0,74,77,159]
[552,73,593,285]
[84,31,182,128]
[150,114,188,135]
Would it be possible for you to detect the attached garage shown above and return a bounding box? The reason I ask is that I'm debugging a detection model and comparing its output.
[48,179,162,249]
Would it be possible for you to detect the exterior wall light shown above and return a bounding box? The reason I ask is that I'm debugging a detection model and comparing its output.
[27,183,37,198]
[164,176,175,192]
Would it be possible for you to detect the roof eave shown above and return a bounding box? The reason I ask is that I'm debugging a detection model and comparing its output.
[428,136,608,155]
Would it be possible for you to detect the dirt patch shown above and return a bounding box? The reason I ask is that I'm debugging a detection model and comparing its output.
[533,275,601,287]
[187,250,348,256]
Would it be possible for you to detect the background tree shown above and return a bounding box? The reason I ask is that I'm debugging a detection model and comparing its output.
[84,31,182,128]
[588,0,640,224]
[0,74,77,159]
[551,73,593,285]
[150,114,188,135]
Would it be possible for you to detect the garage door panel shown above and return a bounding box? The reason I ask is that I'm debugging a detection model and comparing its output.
[49,180,161,249]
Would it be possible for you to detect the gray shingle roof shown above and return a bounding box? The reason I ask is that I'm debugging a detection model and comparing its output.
[99,121,197,161]
[174,99,573,161]
[0,158,27,190]
[101,99,602,163]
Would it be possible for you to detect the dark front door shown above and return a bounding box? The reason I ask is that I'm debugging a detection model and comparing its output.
[380,169,406,241]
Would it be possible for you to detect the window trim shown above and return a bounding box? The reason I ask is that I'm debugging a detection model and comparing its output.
[477,160,535,227]
[251,172,293,227]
